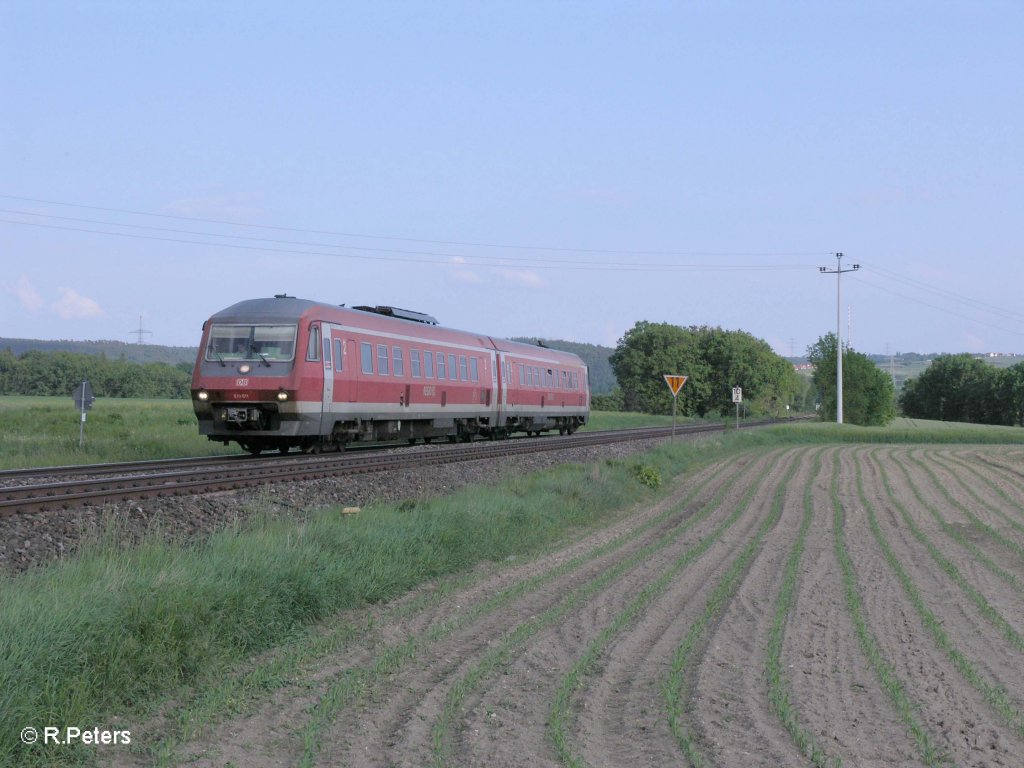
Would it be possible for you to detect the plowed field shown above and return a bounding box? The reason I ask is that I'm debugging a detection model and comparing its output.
[136,444,1024,767]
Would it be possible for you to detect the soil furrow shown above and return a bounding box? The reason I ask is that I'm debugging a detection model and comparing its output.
[324,450,784,767]
[845,447,1024,766]
[782,447,919,766]
[681,447,814,767]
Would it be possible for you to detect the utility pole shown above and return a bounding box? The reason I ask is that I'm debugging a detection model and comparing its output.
[819,253,859,424]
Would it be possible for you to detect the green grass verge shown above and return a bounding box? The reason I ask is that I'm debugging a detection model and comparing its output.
[0,396,236,469]
[756,417,1024,446]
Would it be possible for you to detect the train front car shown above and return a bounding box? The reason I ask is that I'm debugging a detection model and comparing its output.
[191,296,321,454]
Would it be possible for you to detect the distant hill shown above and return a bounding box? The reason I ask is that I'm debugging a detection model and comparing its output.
[511,338,617,394]
[0,338,198,366]
[786,351,1022,391]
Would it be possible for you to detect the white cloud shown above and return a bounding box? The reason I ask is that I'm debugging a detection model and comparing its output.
[448,269,484,285]
[8,275,45,312]
[447,257,484,284]
[52,288,104,319]
[496,268,546,288]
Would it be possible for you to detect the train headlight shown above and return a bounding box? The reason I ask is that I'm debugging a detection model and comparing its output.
[197,390,209,401]
[276,390,289,402]
[239,364,251,374]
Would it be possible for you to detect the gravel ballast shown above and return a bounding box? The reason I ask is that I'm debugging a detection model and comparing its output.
[0,436,682,575]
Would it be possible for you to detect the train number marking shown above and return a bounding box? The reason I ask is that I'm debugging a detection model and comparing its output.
[423,386,435,396]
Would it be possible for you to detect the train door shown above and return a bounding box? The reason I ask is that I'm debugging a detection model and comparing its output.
[320,323,335,433]
[490,350,501,417]
[326,326,354,404]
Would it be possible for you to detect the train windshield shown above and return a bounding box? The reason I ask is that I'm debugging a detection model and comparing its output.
[206,324,297,362]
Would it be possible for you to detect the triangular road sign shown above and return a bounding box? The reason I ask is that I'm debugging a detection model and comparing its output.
[663,374,688,397]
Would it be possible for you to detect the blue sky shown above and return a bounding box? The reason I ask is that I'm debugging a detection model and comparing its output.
[2,1,1022,355]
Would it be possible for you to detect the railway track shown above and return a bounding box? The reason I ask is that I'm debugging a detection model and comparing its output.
[0,420,781,516]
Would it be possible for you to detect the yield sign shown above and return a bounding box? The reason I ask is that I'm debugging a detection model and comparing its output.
[663,374,688,397]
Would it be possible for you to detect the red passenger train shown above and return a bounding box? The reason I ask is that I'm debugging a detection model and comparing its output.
[191,296,590,453]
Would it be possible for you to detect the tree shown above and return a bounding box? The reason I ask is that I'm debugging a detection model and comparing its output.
[807,334,895,426]
[609,321,798,417]
[900,354,1011,425]
[609,322,710,415]
[692,326,800,416]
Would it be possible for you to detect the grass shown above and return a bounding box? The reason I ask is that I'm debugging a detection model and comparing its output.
[756,417,1024,445]
[0,396,235,469]
[0,396,718,470]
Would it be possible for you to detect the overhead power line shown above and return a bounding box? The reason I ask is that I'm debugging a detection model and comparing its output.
[0,208,820,271]
[851,273,1024,338]
[0,217,818,273]
[0,192,830,260]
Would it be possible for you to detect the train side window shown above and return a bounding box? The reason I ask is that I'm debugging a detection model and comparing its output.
[410,349,421,378]
[519,364,525,386]
[470,357,478,382]
[377,344,390,375]
[323,336,332,365]
[334,339,343,372]
[424,349,434,378]
[459,355,468,381]
[360,342,373,374]
[393,346,405,377]
[448,353,457,381]
[306,325,321,362]
[436,351,446,380]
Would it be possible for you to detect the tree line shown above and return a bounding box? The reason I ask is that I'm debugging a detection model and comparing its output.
[899,354,1024,426]
[606,321,805,418]
[0,349,193,399]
